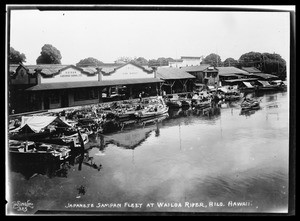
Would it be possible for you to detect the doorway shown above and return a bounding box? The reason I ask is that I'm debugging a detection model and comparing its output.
[61,91,69,108]
[43,93,49,110]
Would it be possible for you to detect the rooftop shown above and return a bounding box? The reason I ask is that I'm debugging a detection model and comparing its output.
[26,78,164,91]
[169,59,183,63]
[242,67,262,73]
[224,78,259,83]
[251,73,278,79]
[181,56,202,59]
[180,64,211,72]
[100,62,154,74]
[217,67,252,76]
[156,67,196,80]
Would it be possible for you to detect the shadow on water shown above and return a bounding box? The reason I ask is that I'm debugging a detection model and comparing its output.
[167,102,221,123]
[9,148,103,180]
[239,108,260,117]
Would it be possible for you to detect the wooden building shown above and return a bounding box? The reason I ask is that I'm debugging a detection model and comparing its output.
[156,67,195,94]
[180,65,219,88]
[8,62,163,114]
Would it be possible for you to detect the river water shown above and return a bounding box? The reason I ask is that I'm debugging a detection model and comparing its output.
[6,90,290,214]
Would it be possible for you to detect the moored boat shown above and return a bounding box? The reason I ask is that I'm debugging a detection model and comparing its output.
[240,97,261,110]
[135,96,169,120]
[256,80,279,91]
[8,140,71,161]
[218,86,242,101]
[9,116,89,150]
[164,94,190,108]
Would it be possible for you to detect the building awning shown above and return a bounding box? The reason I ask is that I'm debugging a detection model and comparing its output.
[26,78,164,91]
[251,73,278,79]
[224,78,258,83]
[242,82,254,88]
[219,73,240,77]
[258,80,271,86]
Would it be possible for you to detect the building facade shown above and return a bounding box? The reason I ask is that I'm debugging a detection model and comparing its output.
[169,56,203,68]
[8,62,163,114]
[180,65,219,88]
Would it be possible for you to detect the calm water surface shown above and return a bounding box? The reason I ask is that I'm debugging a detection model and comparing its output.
[7,91,289,214]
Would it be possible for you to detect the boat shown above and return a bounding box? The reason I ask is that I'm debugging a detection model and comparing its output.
[115,109,137,122]
[135,96,169,120]
[218,86,241,101]
[240,97,261,110]
[9,116,89,150]
[270,80,287,91]
[191,92,212,109]
[135,105,169,120]
[8,140,71,161]
[192,100,211,109]
[256,80,279,91]
[239,81,257,92]
[164,94,190,108]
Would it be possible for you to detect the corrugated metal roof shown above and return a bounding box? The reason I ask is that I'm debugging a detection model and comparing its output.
[156,67,196,80]
[101,67,116,74]
[81,67,98,74]
[242,67,262,73]
[243,82,255,88]
[26,78,163,91]
[169,59,183,62]
[97,63,123,68]
[10,64,101,76]
[224,78,258,83]
[251,73,278,79]
[100,62,153,75]
[219,73,240,77]
[180,65,211,72]
[217,67,251,76]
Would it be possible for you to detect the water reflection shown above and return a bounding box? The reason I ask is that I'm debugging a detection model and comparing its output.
[8,91,289,213]
[9,149,103,180]
[239,109,259,117]
[168,103,221,119]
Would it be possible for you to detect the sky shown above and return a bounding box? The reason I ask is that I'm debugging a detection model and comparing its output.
[8,6,292,65]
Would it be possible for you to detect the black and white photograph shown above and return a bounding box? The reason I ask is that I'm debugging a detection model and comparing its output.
[5,5,295,215]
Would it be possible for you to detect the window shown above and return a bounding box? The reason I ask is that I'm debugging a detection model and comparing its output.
[89,89,98,99]
[212,72,218,78]
[50,91,60,104]
[74,88,98,101]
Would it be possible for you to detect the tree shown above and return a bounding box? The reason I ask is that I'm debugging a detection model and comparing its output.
[223,57,239,67]
[132,57,148,66]
[261,53,286,78]
[202,53,222,66]
[166,57,175,63]
[238,51,263,70]
[9,47,26,64]
[76,57,104,67]
[36,44,62,64]
[148,59,159,67]
[157,57,172,66]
